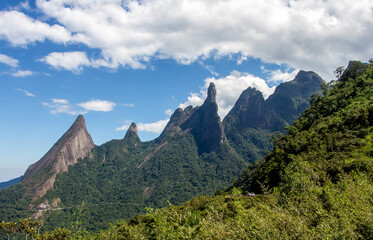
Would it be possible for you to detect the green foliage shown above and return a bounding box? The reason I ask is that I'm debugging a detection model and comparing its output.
[77,61,373,239]
[3,60,373,239]
[36,133,244,231]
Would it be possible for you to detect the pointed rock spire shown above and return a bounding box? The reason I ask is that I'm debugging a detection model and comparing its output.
[206,82,217,103]
[22,115,94,200]
[124,122,140,141]
[157,82,225,153]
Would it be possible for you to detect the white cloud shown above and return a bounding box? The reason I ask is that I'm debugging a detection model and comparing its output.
[11,70,33,77]
[0,54,18,67]
[52,98,68,104]
[0,11,75,45]
[116,119,170,134]
[165,109,173,116]
[180,70,277,118]
[116,123,131,131]
[43,98,116,115]
[261,66,299,83]
[40,51,91,73]
[78,99,116,112]
[17,88,36,97]
[0,1,371,77]
[31,0,373,78]
[137,119,170,134]
[43,98,86,115]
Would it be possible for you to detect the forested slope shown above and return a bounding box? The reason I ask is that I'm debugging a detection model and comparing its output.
[90,61,373,239]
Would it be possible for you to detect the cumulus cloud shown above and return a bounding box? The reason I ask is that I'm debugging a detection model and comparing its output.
[0,54,18,67]
[17,88,35,97]
[78,99,116,112]
[32,0,373,78]
[137,119,170,134]
[0,11,76,45]
[0,1,371,77]
[261,66,299,83]
[180,70,278,118]
[43,98,116,115]
[116,119,170,134]
[10,70,33,77]
[40,51,91,73]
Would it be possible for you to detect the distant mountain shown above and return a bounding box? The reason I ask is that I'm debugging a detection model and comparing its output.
[223,70,323,163]
[0,176,22,190]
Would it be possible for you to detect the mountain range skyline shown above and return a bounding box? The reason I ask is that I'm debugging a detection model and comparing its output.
[1,0,373,182]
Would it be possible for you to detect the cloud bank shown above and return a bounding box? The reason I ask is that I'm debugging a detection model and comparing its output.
[0,0,371,78]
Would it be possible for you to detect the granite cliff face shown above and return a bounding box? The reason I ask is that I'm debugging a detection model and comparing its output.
[222,70,323,163]
[22,115,94,200]
[224,70,323,132]
[159,82,225,153]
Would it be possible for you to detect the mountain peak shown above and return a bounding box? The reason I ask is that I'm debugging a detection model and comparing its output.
[22,115,94,200]
[124,122,140,140]
[206,82,217,103]
[293,70,323,84]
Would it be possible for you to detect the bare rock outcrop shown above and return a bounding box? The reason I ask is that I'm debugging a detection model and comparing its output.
[158,82,225,153]
[22,115,94,200]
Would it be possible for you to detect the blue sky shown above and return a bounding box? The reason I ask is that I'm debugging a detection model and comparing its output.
[1,0,373,182]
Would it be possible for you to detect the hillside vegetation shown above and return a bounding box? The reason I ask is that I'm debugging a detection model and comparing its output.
[2,61,370,239]
[88,60,373,239]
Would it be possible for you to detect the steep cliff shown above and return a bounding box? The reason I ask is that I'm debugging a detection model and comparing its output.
[22,115,94,200]
[160,82,225,153]
[223,71,323,163]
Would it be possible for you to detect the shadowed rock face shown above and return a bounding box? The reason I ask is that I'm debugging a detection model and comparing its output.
[159,82,225,153]
[158,106,196,139]
[224,71,323,132]
[22,115,94,199]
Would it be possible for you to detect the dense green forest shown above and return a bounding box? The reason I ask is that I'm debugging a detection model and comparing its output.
[17,60,370,239]
[35,131,245,231]
[8,60,373,239]
[83,61,372,239]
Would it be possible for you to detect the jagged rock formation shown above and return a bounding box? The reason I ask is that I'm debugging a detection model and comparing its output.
[124,122,140,141]
[222,71,323,163]
[158,106,196,139]
[159,82,225,153]
[22,115,94,200]
[224,70,323,132]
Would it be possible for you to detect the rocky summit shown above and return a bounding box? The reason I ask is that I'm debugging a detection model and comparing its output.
[160,82,225,153]
[22,115,94,200]
[224,70,323,132]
